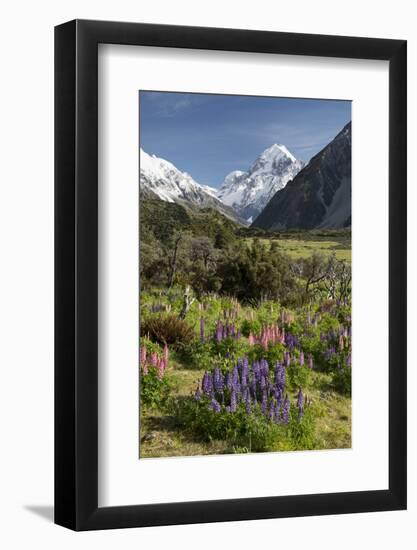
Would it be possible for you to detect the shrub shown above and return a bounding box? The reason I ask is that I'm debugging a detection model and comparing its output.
[140,366,171,409]
[178,340,221,371]
[287,365,311,389]
[140,314,195,349]
[210,337,250,362]
[332,366,352,396]
[240,318,261,337]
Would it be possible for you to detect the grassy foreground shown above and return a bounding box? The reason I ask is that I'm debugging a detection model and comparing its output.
[140,358,351,458]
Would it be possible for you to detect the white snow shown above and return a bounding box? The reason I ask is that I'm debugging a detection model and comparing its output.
[140,148,217,205]
[216,144,304,216]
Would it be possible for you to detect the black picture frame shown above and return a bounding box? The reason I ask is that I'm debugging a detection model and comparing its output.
[55,19,407,531]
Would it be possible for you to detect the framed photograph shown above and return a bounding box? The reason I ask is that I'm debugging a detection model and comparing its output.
[55,19,407,530]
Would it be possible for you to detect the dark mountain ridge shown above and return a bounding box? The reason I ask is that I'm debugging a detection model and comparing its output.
[252,122,351,231]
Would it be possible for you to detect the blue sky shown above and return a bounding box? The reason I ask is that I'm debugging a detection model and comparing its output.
[139,91,351,188]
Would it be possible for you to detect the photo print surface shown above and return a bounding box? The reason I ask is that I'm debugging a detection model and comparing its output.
[139,91,351,458]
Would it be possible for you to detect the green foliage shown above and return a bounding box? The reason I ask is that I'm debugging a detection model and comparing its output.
[172,396,317,452]
[332,366,352,396]
[178,340,220,371]
[318,313,340,334]
[246,342,286,364]
[240,319,261,337]
[172,397,286,452]
[210,337,251,362]
[140,197,238,245]
[288,408,316,449]
[140,314,195,349]
[287,365,312,390]
[140,367,171,409]
[216,239,300,305]
[180,338,251,370]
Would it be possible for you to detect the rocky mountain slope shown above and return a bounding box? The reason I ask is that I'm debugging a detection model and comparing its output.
[252,122,351,230]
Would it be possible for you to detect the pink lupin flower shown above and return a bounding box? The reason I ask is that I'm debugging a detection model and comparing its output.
[150,352,158,366]
[308,355,314,369]
[143,364,149,375]
[248,333,255,346]
[274,325,280,341]
[157,358,165,379]
[300,351,305,366]
[140,346,147,365]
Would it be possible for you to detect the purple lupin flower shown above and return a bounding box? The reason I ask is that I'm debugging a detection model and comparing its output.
[260,358,269,377]
[225,372,232,391]
[202,371,213,395]
[202,371,209,394]
[283,395,290,424]
[275,362,285,394]
[232,365,241,395]
[215,320,223,343]
[241,357,249,387]
[250,374,257,400]
[285,351,291,367]
[260,390,268,415]
[213,367,224,393]
[274,402,281,423]
[299,351,305,366]
[230,390,237,413]
[195,386,201,401]
[209,398,221,413]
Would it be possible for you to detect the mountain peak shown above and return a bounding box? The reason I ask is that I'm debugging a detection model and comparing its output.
[260,143,297,162]
[217,144,304,221]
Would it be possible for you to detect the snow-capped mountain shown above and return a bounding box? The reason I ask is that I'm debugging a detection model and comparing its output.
[217,144,304,221]
[253,122,351,231]
[140,149,245,224]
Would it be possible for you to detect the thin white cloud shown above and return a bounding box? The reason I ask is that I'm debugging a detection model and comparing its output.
[142,92,208,118]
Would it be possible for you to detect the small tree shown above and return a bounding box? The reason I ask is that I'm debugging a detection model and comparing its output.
[298,252,334,302]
